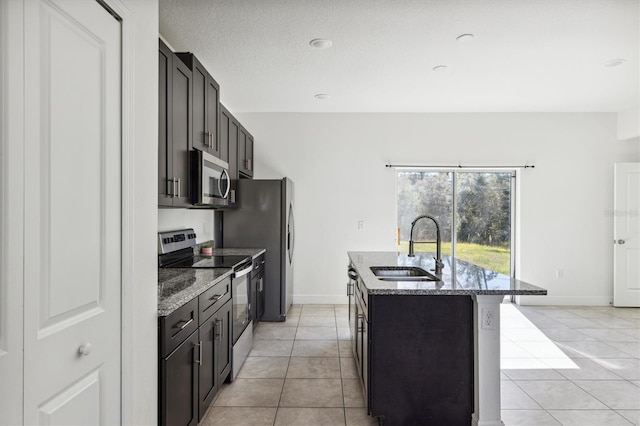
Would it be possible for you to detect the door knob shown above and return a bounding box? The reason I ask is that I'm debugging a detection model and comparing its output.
[78,343,92,356]
[617,239,626,245]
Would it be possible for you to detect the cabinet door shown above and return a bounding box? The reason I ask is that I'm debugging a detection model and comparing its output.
[191,63,208,153]
[206,75,221,159]
[229,117,239,179]
[160,331,198,426]
[249,274,257,324]
[237,127,246,175]
[158,40,173,206]
[238,127,254,178]
[245,134,254,176]
[256,269,265,322]
[171,57,192,207]
[219,101,229,163]
[215,301,232,386]
[198,317,217,421]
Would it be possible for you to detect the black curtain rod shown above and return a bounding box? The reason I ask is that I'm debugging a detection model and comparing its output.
[385,163,535,169]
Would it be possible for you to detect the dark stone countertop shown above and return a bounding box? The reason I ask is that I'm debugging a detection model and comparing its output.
[157,247,266,317]
[208,248,266,258]
[348,251,547,297]
[158,268,233,316]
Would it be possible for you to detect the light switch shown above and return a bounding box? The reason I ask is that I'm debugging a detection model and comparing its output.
[358,220,365,230]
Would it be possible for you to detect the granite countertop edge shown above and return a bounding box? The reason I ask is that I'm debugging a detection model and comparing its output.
[348,251,548,297]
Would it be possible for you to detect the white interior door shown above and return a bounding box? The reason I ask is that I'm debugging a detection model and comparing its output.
[22,0,122,423]
[614,163,640,307]
[0,1,26,423]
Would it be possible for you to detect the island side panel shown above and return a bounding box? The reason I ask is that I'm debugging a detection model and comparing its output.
[369,294,474,425]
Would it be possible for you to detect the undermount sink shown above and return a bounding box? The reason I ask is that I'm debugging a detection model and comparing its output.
[370,266,440,281]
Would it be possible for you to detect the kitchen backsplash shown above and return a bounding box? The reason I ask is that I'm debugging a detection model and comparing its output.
[158,209,216,245]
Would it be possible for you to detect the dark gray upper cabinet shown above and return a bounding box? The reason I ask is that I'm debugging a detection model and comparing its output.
[220,104,239,205]
[238,126,254,178]
[159,39,192,207]
[176,53,222,160]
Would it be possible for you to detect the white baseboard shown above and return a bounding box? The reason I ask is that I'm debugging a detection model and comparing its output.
[516,295,613,306]
[293,294,349,305]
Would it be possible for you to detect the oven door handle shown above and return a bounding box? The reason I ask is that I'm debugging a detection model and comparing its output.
[233,264,253,278]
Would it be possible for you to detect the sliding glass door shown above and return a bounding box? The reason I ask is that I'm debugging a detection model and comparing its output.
[397,170,514,275]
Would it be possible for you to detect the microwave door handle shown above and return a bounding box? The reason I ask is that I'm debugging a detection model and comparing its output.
[220,169,231,198]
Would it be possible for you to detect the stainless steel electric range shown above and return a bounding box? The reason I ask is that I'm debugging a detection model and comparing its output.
[158,228,254,380]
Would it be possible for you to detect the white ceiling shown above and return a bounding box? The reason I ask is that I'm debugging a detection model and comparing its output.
[159,0,640,113]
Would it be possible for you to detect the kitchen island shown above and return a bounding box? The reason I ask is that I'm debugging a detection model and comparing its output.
[347,251,547,426]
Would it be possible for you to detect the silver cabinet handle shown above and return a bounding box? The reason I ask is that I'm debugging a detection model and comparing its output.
[174,318,193,330]
[209,294,223,302]
[177,178,181,198]
[214,318,222,341]
[78,343,92,357]
[195,341,202,365]
[209,132,212,148]
[173,178,178,198]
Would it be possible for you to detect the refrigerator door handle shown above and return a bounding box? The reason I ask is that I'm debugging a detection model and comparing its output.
[288,203,295,263]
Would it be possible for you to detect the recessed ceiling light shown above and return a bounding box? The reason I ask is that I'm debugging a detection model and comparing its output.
[314,93,331,100]
[604,58,626,67]
[456,33,475,43]
[432,65,448,72]
[309,39,333,49]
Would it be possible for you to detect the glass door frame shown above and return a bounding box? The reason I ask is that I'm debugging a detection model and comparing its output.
[397,167,518,279]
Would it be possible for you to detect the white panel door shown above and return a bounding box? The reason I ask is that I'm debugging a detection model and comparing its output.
[0,0,26,424]
[22,0,122,424]
[614,163,640,307]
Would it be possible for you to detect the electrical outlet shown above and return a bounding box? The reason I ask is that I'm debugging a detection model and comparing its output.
[358,220,365,230]
[481,308,496,330]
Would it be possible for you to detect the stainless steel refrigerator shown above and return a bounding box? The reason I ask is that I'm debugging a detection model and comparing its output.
[222,178,294,321]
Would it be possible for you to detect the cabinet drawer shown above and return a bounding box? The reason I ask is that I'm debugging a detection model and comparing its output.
[199,277,231,324]
[159,298,199,358]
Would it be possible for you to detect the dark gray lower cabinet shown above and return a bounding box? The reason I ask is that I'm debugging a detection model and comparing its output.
[349,264,473,425]
[250,254,265,325]
[199,301,232,419]
[160,297,232,426]
[160,331,198,426]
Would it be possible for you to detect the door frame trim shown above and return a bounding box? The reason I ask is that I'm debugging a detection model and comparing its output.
[96,0,136,423]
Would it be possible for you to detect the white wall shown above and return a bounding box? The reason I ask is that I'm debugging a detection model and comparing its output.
[617,108,640,140]
[158,209,215,244]
[237,112,639,306]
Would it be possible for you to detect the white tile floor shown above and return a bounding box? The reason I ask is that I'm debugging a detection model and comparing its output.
[202,303,640,426]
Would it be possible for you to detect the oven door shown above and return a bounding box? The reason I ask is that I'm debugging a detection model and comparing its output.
[232,262,253,344]
[192,150,230,207]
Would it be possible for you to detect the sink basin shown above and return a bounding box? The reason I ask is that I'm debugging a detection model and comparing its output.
[370,266,440,281]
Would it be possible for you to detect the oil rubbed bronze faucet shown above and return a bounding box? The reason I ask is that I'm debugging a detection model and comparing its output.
[408,215,444,277]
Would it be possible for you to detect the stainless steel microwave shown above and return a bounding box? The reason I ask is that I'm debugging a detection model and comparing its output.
[191,150,230,207]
